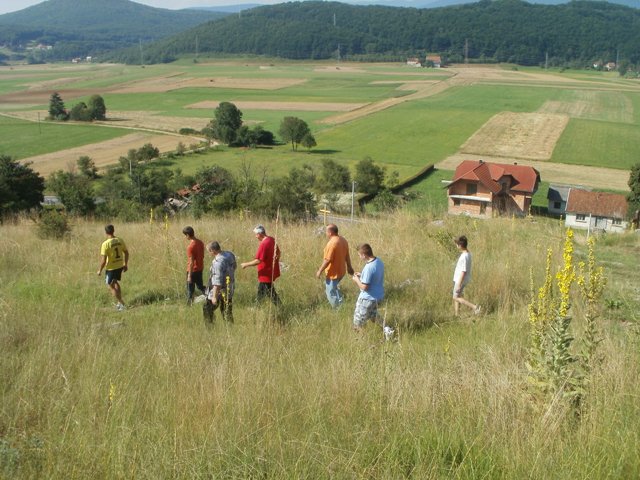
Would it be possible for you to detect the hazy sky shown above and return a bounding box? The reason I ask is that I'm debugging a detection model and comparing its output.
[0,0,282,15]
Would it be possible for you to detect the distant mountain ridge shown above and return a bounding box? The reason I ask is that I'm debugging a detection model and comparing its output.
[340,0,640,7]
[109,0,640,67]
[0,0,228,60]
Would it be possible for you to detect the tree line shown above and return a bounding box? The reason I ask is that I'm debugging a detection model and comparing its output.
[108,0,640,69]
[48,92,106,122]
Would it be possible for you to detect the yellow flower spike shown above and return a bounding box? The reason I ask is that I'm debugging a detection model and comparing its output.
[108,380,116,409]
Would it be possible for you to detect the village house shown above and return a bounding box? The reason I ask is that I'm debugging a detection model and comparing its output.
[426,54,442,68]
[547,184,573,216]
[564,188,629,233]
[406,57,422,67]
[447,160,540,218]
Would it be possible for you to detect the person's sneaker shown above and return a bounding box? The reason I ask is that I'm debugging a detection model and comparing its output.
[194,294,207,304]
[116,303,126,312]
[474,305,482,315]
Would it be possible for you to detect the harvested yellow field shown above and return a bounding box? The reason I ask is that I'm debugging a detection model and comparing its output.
[21,132,203,176]
[460,112,569,161]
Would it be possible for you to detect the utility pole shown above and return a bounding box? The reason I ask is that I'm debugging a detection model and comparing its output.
[195,34,199,59]
[545,51,548,70]
[464,39,469,64]
[139,38,143,66]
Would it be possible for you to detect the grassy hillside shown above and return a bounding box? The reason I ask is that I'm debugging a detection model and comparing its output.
[120,0,640,65]
[0,0,227,60]
[1,213,639,477]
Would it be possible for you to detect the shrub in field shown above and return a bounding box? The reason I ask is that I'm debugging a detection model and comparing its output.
[37,209,70,239]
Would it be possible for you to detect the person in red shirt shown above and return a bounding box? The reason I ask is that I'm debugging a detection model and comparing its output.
[241,224,281,305]
[183,226,206,305]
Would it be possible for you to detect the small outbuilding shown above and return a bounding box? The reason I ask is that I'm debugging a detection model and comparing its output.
[564,189,629,233]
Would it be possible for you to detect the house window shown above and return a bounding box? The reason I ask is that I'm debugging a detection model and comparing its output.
[612,218,622,225]
[453,198,461,206]
[466,184,477,195]
[576,214,586,222]
[553,201,561,209]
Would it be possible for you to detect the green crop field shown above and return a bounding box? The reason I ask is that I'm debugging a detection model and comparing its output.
[551,119,640,170]
[0,115,131,160]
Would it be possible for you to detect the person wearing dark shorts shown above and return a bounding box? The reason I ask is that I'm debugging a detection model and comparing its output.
[97,224,129,311]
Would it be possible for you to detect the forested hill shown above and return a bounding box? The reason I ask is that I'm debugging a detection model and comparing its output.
[0,0,227,61]
[109,0,640,66]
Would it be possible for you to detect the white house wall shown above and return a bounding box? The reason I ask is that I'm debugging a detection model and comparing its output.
[565,213,628,233]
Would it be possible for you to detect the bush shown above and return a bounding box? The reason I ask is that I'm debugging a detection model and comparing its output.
[37,209,70,239]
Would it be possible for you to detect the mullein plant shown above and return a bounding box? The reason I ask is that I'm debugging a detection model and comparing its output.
[526,229,605,416]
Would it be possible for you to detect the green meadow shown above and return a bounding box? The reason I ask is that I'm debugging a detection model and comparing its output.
[0,115,131,160]
[1,213,639,478]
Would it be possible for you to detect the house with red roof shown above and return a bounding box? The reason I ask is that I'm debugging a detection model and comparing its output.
[447,160,540,218]
[426,54,442,68]
[564,189,629,233]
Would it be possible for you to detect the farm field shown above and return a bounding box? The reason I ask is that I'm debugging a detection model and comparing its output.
[1,214,639,477]
[1,60,639,190]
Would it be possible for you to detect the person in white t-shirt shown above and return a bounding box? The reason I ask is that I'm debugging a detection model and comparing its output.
[452,235,481,316]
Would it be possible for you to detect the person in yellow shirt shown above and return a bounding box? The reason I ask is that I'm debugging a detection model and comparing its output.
[315,224,354,308]
[96,224,129,311]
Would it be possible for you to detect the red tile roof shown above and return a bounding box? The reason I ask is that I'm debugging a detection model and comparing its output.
[449,160,540,194]
[565,189,628,218]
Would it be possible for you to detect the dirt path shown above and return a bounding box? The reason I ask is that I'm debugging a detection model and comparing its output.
[437,153,629,191]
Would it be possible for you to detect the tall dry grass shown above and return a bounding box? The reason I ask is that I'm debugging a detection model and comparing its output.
[1,212,639,478]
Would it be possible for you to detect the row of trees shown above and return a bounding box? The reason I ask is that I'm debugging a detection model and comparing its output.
[48,92,106,122]
[203,102,316,151]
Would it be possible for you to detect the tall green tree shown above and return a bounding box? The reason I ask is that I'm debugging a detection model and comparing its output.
[316,158,351,193]
[87,94,107,120]
[628,162,640,217]
[210,102,243,145]
[279,116,311,151]
[354,157,385,195]
[47,170,96,216]
[47,92,68,121]
[301,132,317,151]
[0,155,45,219]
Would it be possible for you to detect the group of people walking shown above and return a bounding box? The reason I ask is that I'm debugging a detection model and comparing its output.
[97,223,480,334]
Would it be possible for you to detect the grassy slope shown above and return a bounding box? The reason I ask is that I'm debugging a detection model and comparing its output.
[1,214,638,477]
